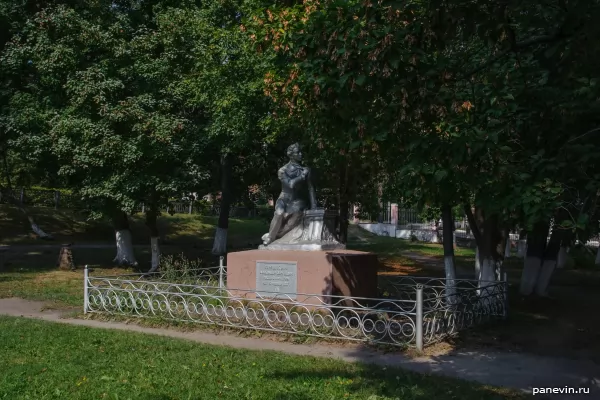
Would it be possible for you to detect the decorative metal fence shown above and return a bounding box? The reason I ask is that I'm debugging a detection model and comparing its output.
[84,261,508,350]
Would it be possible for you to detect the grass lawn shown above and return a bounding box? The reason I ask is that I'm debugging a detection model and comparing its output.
[0,245,238,308]
[0,316,522,400]
[0,205,268,246]
[0,205,267,308]
[2,212,600,363]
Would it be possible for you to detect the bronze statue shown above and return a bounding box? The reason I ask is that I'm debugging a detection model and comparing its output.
[260,143,345,251]
[262,143,317,245]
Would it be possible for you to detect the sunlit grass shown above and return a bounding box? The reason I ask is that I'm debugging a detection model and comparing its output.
[0,316,523,400]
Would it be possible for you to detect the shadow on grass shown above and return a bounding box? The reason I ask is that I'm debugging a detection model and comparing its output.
[0,316,528,400]
[449,282,600,363]
[1,205,268,247]
[0,248,120,273]
[132,214,267,246]
[264,365,523,399]
[0,205,113,245]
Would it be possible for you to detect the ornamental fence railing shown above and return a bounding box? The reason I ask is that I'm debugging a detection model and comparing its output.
[84,259,507,350]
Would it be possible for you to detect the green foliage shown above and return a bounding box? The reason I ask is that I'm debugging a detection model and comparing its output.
[247,0,600,242]
[2,0,600,248]
[1,0,278,219]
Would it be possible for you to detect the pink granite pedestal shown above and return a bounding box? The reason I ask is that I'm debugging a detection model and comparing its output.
[226,249,378,305]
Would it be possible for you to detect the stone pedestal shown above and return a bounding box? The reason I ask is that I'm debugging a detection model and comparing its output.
[227,249,378,305]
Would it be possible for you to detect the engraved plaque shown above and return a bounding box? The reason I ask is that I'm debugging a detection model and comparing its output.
[256,261,297,299]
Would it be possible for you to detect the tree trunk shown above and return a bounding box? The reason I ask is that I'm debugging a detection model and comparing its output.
[493,227,509,281]
[441,204,457,304]
[464,205,482,279]
[516,230,527,258]
[519,221,549,296]
[467,207,501,287]
[146,208,160,273]
[535,225,562,296]
[480,258,496,282]
[556,246,568,269]
[27,213,53,239]
[517,240,527,258]
[474,246,481,279]
[504,235,512,258]
[557,230,574,269]
[339,200,349,244]
[338,161,350,244]
[212,153,233,255]
[57,244,75,271]
[112,211,137,266]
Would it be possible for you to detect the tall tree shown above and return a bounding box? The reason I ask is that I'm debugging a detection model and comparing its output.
[3,2,211,266]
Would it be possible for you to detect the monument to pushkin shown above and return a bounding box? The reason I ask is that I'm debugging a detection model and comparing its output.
[226,143,378,303]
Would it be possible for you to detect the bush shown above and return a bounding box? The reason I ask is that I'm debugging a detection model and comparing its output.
[569,245,597,270]
[160,254,205,282]
[193,199,214,215]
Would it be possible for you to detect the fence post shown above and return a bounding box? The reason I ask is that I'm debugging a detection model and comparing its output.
[416,284,423,351]
[83,265,89,314]
[219,256,225,289]
[503,272,509,320]
[54,191,60,210]
[189,201,193,214]
[19,188,24,205]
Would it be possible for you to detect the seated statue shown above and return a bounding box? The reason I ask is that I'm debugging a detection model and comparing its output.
[261,143,317,246]
[261,143,344,251]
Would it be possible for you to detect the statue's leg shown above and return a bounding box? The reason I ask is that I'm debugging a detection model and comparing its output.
[264,200,286,245]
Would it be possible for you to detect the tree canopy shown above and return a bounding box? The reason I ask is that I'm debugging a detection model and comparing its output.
[1,0,599,287]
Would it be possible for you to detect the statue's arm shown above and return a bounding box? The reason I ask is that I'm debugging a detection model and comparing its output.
[277,167,286,183]
[280,167,304,189]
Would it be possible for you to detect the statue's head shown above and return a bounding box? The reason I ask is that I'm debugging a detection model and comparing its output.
[286,143,302,162]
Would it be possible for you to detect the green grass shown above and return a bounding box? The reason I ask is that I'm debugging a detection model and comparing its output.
[0,316,522,400]
[0,205,268,246]
[0,245,232,308]
[0,248,129,308]
[348,226,475,257]
[347,226,477,276]
[0,270,85,308]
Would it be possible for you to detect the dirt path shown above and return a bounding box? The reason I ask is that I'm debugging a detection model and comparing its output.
[0,297,598,399]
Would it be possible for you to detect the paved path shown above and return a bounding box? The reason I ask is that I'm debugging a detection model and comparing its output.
[0,298,598,399]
